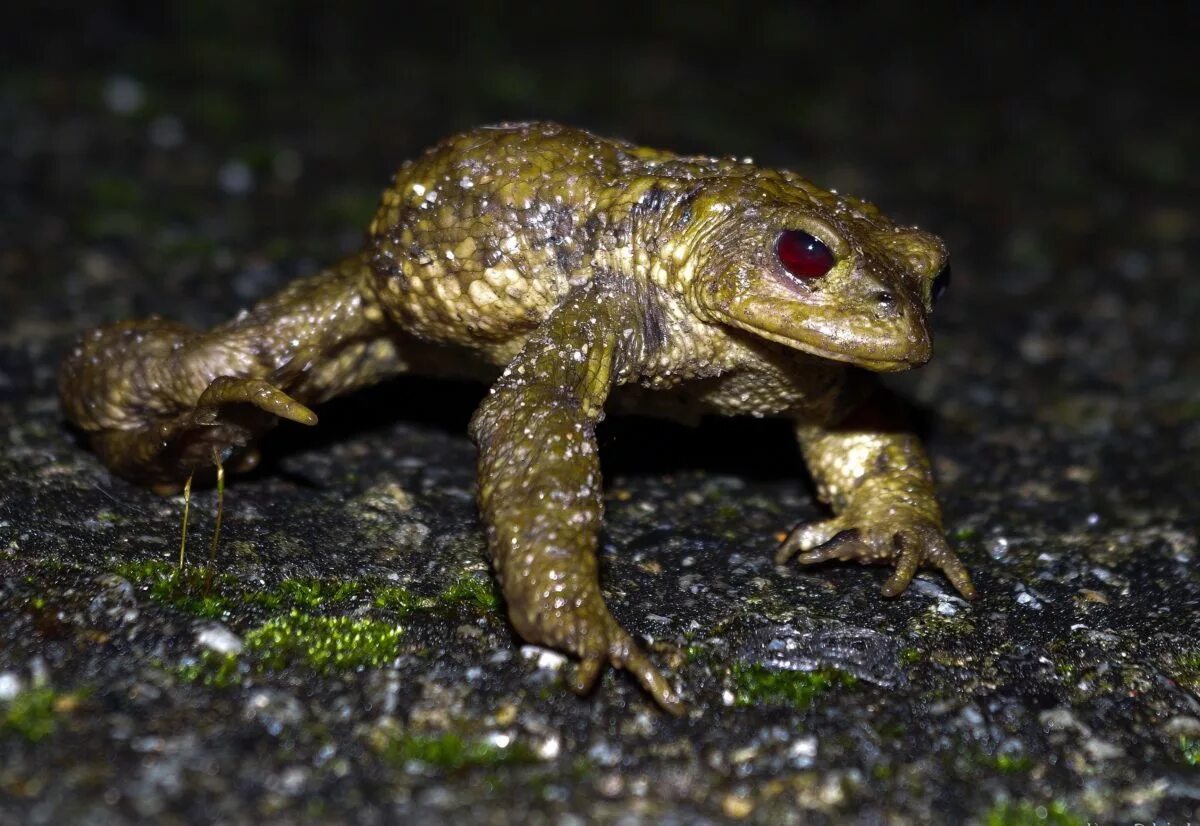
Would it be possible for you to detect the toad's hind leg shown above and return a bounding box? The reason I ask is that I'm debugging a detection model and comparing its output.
[469,278,684,715]
[59,252,397,489]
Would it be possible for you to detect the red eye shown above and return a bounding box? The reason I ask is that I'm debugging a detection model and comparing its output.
[775,229,835,280]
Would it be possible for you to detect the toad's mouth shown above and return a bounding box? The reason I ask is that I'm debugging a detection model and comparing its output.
[715,292,932,373]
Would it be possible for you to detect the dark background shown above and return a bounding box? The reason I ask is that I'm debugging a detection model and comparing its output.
[1,3,1198,824]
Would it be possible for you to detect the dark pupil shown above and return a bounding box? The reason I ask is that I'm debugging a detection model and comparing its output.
[932,264,952,304]
[776,230,835,280]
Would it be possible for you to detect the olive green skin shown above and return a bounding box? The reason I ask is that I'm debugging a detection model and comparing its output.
[59,122,974,713]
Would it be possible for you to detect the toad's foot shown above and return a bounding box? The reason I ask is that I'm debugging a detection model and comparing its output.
[547,600,685,716]
[153,377,317,492]
[776,514,976,599]
[85,376,317,495]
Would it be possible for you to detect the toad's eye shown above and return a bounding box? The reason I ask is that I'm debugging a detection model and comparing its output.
[931,263,952,305]
[775,229,835,280]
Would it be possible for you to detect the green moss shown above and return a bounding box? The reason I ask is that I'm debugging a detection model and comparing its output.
[952,526,980,541]
[1172,650,1200,691]
[905,608,977,651]
[116,560,371,620]
[115,561,236,619]
[993,752,1034,773]
[1,687,83,742]
[1180,736,1200,766]
[378,732,537,771]
[715,503,742,522]
[687,645,858,711]
[115,561,506,683]
[1176,651,1200,670]
[438,575,502,614]
[283,578,357,609]
[373,585,438,615]
[1052,659,1078,682]
[567,755,594,780]
[116,556,505,626]
[252,578,360,612]
[2,688,57,741]
[174,602,404,685]
[175,652,242,688]
[983,800,1084,826]
[727,664,857,709]
[245,610,402,673]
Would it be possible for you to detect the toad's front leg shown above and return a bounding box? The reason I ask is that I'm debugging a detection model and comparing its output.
[470,279,684,715]
[778,386,976,599]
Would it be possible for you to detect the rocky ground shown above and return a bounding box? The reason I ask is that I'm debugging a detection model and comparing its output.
[1,3,1198,824]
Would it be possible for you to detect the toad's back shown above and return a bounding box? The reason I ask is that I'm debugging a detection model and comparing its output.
[364,122,684,354]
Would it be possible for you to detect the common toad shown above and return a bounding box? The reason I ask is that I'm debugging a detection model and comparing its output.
[60,122,973,713]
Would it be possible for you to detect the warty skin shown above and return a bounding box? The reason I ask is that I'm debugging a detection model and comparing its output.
[59,122,974,713]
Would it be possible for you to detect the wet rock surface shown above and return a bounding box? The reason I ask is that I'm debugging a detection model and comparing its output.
[2,4,1197,824]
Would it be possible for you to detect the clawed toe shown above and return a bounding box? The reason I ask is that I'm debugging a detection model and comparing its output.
[879,536,923,597]
[569,656,604,695]
[775,517,846,564]
[168,378,318,474]
[196,377,317,426]
[926,542,977,600]
[561,618,685,715]
[609,631,685,716]
[777,517,977,600]
[792,529,870,565]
